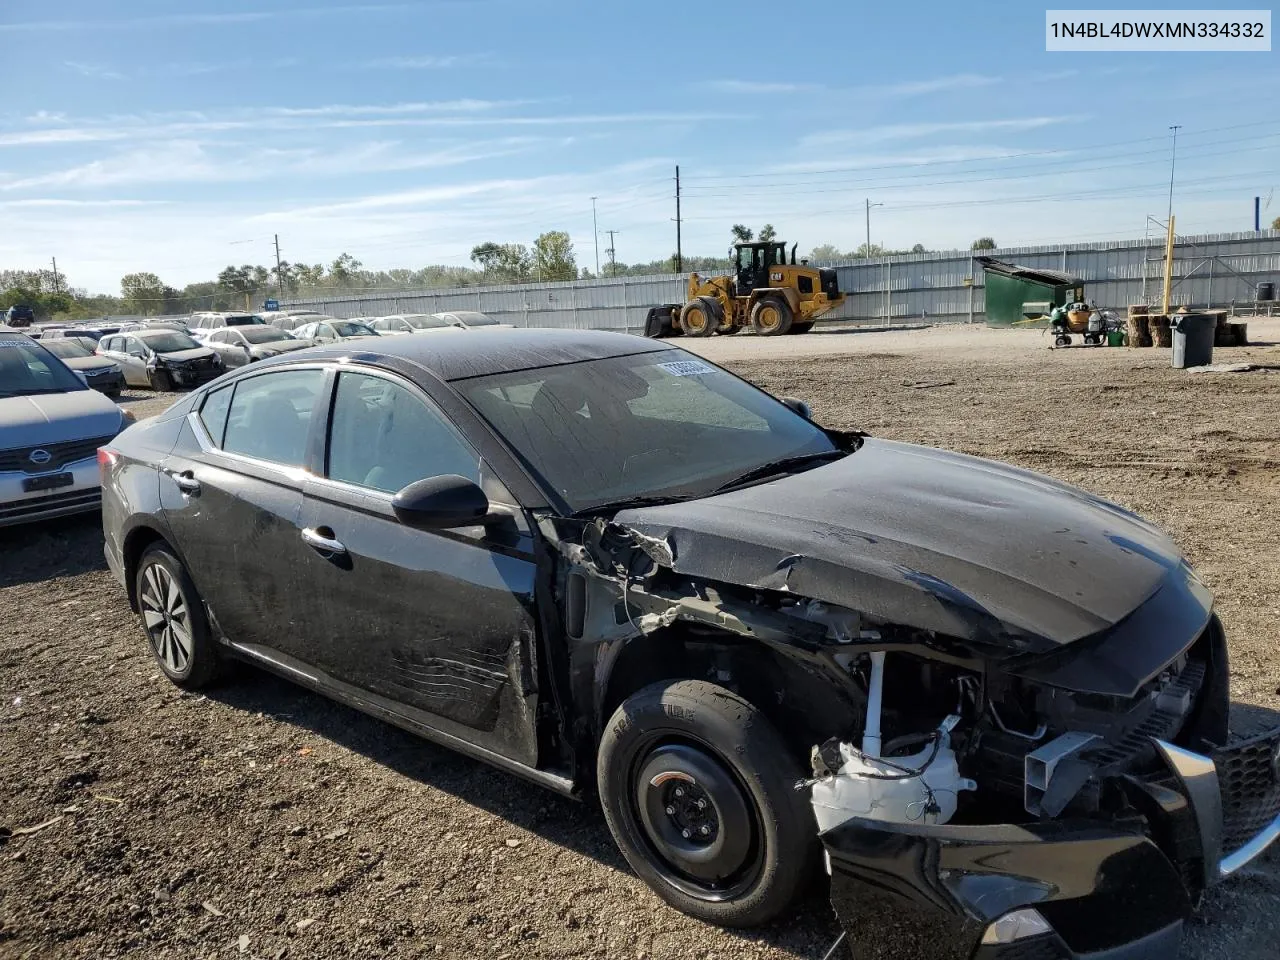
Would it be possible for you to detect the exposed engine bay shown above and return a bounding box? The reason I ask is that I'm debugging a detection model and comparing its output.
[544,499,1279,959]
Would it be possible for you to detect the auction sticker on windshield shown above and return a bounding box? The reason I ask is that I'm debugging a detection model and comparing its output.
[658,359,714,377]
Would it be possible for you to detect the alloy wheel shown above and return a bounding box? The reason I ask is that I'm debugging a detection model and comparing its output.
[139,562,192,674]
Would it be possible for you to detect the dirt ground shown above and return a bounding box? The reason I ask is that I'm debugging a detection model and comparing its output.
[2,322,1279,960]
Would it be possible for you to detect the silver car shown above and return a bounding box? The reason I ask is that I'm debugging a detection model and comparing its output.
[292,319,380,342]
[204,326,315,369]
[96,329,224,391]
[368,314,459,336]
[430,311,513,330]
[38,339,126,397]
[0,335,132,526]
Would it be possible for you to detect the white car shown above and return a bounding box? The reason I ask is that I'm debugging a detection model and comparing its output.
[430,311,513,330]
[204,326,316,369]
[96,329,224,391]
[187,313,267,342]
[367,314,460,336]
[292,319,380,343]
[0,335,133,526]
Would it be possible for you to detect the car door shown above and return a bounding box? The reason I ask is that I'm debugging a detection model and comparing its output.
[114,336,150,386]
[159,366,329,656]
[297,367,541,766]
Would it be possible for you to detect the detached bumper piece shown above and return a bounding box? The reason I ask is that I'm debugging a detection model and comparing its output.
[822,725,1280,960]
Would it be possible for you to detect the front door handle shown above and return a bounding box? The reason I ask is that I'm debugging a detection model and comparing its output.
[301,526,347,556]
[167,469,201,495]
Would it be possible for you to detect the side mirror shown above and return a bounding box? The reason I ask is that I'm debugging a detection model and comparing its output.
[780,396,812,419]
[392,475,490,530]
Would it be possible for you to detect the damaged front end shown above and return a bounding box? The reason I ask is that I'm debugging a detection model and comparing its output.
[548,496,1280,959]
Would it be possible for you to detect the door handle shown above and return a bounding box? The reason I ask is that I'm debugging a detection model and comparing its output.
[167,469,201,495]
[301,526,347,556]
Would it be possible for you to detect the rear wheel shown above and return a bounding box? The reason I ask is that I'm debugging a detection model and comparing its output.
[680,299,720,338]
[597,680,816,927]
[134,543,221,690]
[749,298,793,336]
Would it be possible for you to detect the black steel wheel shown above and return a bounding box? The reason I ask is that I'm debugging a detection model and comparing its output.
[134,543,221,689]
[150,367,174,392]
[597,680,816,927]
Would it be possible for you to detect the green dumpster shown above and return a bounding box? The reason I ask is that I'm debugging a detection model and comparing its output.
[977,257,1084,328]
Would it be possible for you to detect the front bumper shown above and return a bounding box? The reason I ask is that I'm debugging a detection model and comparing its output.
[82,369,124,393]
[0,457,102,526]
[821,726,1280,960]
[161,362,222,388]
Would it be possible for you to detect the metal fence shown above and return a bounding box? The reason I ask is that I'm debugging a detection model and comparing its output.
[283,230,1280,331]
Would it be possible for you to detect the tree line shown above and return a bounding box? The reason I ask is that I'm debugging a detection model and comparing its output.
[1,226,1004,323]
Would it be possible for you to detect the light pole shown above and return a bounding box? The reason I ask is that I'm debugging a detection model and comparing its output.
[865,198,883,256]
[1166,124,1181,225]
[591,196,600,276]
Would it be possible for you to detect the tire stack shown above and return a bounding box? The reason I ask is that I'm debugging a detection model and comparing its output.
[1126,305,1153,347]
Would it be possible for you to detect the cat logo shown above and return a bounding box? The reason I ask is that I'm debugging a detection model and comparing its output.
[770,272,783,282]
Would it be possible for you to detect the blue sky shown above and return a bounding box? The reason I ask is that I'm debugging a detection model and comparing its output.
[1,1,1276,293]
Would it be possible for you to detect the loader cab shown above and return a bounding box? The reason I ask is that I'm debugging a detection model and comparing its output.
[733,242,790,295]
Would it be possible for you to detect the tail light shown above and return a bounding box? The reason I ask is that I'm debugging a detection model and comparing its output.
[97,447,120,480]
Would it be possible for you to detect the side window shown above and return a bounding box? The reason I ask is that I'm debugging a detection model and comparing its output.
[199,384,233,446]
[209,331,226,344]
[125,337,145,355]
[222,369,324,467]
[327,372,478,494]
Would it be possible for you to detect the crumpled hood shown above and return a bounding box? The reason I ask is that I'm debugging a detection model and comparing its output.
[614,438,1190,651]
[157,347,215,363]
[0,390,124,446]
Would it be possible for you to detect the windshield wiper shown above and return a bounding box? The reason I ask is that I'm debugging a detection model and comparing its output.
[710,450,845,495]
[573,493,697,517]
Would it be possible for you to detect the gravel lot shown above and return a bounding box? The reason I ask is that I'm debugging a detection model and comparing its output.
[3,323,1279,960]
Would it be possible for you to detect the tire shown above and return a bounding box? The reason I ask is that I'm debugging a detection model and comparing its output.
[680,299,719,338]
[150,368,174,392]
[788,321,814,335]
[134,543,221,690]
[749,297,793,336]
[597,680,816,927]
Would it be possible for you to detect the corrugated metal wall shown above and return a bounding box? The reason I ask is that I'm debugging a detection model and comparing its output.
[284,230,1280,330]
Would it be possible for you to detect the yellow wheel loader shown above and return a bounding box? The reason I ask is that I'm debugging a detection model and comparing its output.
[644,241,844,338]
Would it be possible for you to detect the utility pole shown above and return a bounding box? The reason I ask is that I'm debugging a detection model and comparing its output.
[50,257,60,296]
[590,197,600,276]
[605,230,619,275]
[1166,125,1181,225]
[273,234,284,297]
[675,165,683,272]
[865,198,883,256]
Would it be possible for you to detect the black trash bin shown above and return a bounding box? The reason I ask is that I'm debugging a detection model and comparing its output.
[1171,313,1215,368]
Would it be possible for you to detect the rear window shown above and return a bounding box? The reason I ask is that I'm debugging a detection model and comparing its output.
[226,315,265,326]
[199,384,233,446]
[222,370,325,466]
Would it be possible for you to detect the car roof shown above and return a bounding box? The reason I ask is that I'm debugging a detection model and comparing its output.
[134,328,194,341]
[273,327,669,381]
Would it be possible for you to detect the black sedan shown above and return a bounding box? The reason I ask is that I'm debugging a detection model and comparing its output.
[99,330,1280,958]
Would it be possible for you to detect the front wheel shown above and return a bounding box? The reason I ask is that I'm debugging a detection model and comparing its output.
[149,368,173,392]
[680,298,720,338]
[597,680,816,927]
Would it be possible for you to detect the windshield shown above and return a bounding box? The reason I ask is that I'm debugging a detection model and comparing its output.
[405,315,453,329]
[461,350,837,512]
[334,321,377,337]
[0,337,87,396]
[452,312,499,327]
[141,332,200,352]
[240,327,292,344]
[39,340,93,359]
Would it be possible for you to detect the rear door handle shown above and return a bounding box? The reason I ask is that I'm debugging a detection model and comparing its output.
[301,526,347,556]
[167,469,201,495]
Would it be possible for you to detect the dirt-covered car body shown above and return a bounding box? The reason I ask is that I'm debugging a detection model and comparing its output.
[97,330,1279,960]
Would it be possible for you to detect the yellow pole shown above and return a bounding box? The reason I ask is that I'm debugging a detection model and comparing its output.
[1161,215,1175,315]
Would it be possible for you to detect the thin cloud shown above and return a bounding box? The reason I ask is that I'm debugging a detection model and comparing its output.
[362,53,492,69]
[803,116,1087,149]
[0,4,420,32]
[64,61,124,80]
[704,80,822,94]
[854,73,1001,97]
